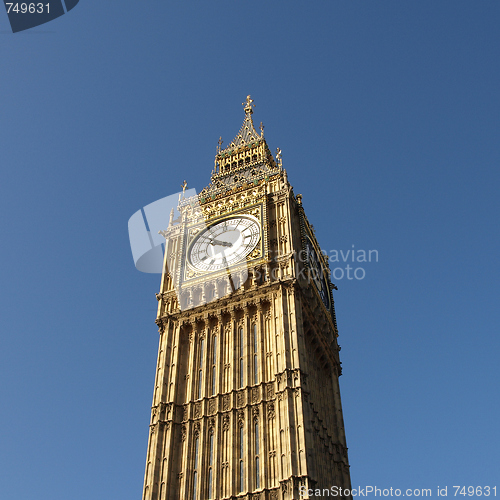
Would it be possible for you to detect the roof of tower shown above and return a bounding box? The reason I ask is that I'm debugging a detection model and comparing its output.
[200,96,281,202]
[220,95,263,153]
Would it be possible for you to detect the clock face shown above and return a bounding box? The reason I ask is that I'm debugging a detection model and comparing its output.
[188,215,261,272]
[306,237,330,309]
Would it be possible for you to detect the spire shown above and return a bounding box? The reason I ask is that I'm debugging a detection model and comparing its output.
[222,95,262,152]
[201,96,279,201]
[243,95,254,115]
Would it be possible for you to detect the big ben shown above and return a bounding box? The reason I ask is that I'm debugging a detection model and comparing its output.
[142,97,352,499]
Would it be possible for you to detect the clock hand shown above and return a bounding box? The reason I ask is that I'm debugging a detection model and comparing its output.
[209,239,232,247]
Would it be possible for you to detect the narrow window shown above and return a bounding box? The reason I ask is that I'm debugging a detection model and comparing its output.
[255,421,260,489]
[208,432,214,498]
[239,424,244,492]
[209,432,214,465]
[253,324,258,385]
[193,436,199,499]
[240,461,244,492]
[255,421,259,455]
[208,469,213,499]
[240,425,244,458]
[193,472,198,500]
[198,338,204,399]
[194,436,199,469]
[239,327,244,388]
[211,335,217,396]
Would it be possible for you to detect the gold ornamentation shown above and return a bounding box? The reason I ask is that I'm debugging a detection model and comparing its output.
[243,95,254,114]
[276,148,282,167]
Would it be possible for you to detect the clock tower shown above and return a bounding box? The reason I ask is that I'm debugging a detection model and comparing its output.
[142,97,352,500]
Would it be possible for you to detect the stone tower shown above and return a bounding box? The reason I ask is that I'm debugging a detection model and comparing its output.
[142,97,352,500]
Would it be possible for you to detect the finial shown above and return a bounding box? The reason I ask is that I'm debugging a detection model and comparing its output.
[296,193,302,205]
[260,122,264,137]
[217,136,223,154]
[242,95,255,115]
[181,180,188,196]
[275,148,282,167]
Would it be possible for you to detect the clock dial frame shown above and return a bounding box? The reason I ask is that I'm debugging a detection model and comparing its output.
[305,236,331,310]
[188,214,261,272]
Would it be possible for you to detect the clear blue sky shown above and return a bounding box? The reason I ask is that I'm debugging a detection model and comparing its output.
[1,2,499,498]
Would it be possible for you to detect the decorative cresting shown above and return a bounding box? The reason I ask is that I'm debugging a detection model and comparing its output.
[201,96,280,201]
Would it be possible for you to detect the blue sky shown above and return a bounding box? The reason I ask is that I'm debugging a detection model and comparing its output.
[1,1,499,498]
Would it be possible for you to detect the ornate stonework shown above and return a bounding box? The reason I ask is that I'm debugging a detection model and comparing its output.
[142,98,352,500]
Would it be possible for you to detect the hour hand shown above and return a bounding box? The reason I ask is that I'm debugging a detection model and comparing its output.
[210,239,232,247]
